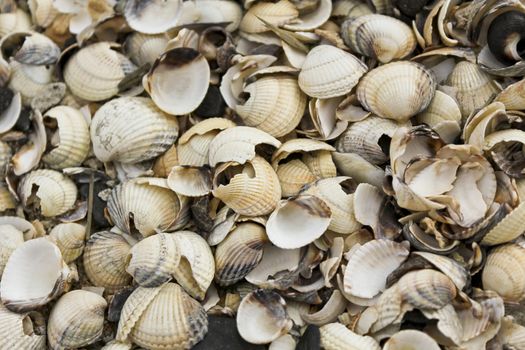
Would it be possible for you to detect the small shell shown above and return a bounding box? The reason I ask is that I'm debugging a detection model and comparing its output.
[215,222,267,286]
[12,109,46,176]
[332,152,385,188]
[3,32,60,65]
[0,303,46,349]
[167,166,212,197]
[83,231,133,293]
[397,269,457,309]
[357,61,436,122]
[0,182,15,212]
[416,90,462,143]
[302,290,347,326]
[383,330,440,350]
[49,223,86,264]
[124,0,183,34]
[47,290,107,350]
[481,202,525,246]
[18,169,77,217]
[124,32,168,66]
[482,243,525,302]
[320,323,381,350]
[298,45,367,98]
[91,96,179,164]
[412,251,469,290]
[0,225,24,277]
[495,78,525,110]
[237,289,293,344]
[283,0,332,31]
[342,14,416,63]
[0,141,11,177]
[42,106,90,169]
[275,159,318,197]
[116,283,208,349]
[8,60,53,104]
[0,9,32,37]
[28,0,58,27]
[239,0,298,34]
[153,145,179,177]
[101,341,132,350]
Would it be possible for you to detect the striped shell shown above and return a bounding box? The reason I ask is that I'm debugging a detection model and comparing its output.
[0,304,46,349]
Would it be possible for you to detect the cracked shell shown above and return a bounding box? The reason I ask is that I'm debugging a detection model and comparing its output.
[0,303,46,349]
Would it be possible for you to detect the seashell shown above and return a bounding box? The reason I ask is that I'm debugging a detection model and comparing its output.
[0,303,46,349]
[4,32,60,66]
[495,78,525,110]
[192,1,243,32]
[64,42,136,101]
[124,32,168,66]
[283,0,332,31]
[344,240,409,299]
[272,138,335,168]
[416,90,462,143]
[341,14,416,63]
[49,223,86,264]
[42,106,90,169]
[172,231,215,300]
[245,242,301,287]
[83,231,133,293]
[274,159,318,197]
[30,82,66,112]
[0,90,20,134]
[240,0,299,34]
[215,222,267,286]
[0,217,37,241]
[397,269,457,309]
[213,156,281,216]
[143,47,210,115]
[153,145,179,177]
[8,60,53,104]
[47,290,106,350]
[486,11,525,64]
[302,290,347,326]
[0,238,71,312]
[383,330,440,350]
[0,225,24,277]
[124,0,183,34]
[0,141,11,176]
[126,232,180,287]
[357,61,436,122]
[412,251,469,290]
[18,169,77,217]
[320,323,381,350]
[167,166,212,197]
[12,109,46,176]
[101,341,132,350]
[266,195,331,249]
[237,289,293,344]
[178,118,236,167]
[91,96,179,164]
[0,9,32,37]
[116,282,208,349]
[0,182,15,212]
[482,243,525,302]
[498,317,525,350]
[302,150,336,179]
[107,179,187,237]
[28,0,58,27]
[237,74,307,137]
[332,0,373,18]
[481,201,525,246]
[269,334,296,350]
[298,45,367,99]
[332,152,385,188]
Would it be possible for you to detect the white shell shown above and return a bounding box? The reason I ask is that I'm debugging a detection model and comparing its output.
[124,0,183,34]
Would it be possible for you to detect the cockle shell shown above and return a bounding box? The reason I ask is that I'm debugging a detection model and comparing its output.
[153,145,179,177]
[0,183,15,212]
[0,141,11,176]
[8,60,53,104]
[49,223,86,264]
[124,32,168,66]
[416,90,462,143]
[28,0,58,27]
[320,323,381,350]
[0,303,46,349]
[482,243,525,302]
[167,166,212,197]
[481,202,525,246]
[383,330,440,350]
[0,225,24,277]
[397,269,457,309]
[495,78,525,110]
[124,0,183,34]
[239,0,299,34]
[0,9,32,38]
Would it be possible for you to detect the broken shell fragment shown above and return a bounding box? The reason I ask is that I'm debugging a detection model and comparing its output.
[383,330,440,350]
[0,224,24,277]
[167,166,212,197]
[397,269,457,309]
[0,304,46,349]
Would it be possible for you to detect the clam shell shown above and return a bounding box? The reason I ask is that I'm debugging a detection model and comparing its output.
[332,152,385,188]
[49,223,86,264]
[48,290,106,350]
[482,243,525,302]
[192,1,243,32]
[124,0,183,34]
[397,269,457,309]
[357,61,436,122]
[91,96,179,164]
[12,108,46,176]
[5,31,60,65]
[0,224,24,277]
[417,90,462,143]
[495,78,525,110]
[342,14,416,63]
[124,32,168,66]
[240,0,298,34]
[28,0,58,27]
[302,290,347,326]
[117,283,208,349]
[275,159,318,197]
[167,166,212,197]
[0,91,21,134]
[215,222,267,286]
[153,144,179,177]
[0,141,11,176]
[101,341,132,350]
[83,231,133,293]
[298,45,367,98]
[412,251,469,290]
[383,330,440,350]
[0,303,46,349]
[0,9,32,37]
[481,201,525,246]
[42,105,90,169]
[320,323,381,350]
[0,216,37,241]
[272,138,335,167]
[18,169,77,217]
[8,60,53,104]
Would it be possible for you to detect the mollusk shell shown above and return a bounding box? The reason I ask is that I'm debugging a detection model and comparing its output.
[49,223,86,263]
[0,303,46,349]
[482,243,525,302]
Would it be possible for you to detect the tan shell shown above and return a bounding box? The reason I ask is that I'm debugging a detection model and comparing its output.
[342,14,416,63]
[8,60,53,104]
[383,330,440,350]
[153,145,179,177]
[412,251,469,290]
[397,269,457,309]
[49,223,86,264]
[91,96,179,164]
[298,45,367,98]
[0,182,15,212]
[275,159,318,197]
[240,0,298,34]
[18,169,77,217]
[0,225,24,277]
[47,290,107,350]
[496,78,525,110]
[213,156,281,216]
[357,61,436,122]
[116,283,208,349]
[215,222,267,286]
[332,152,385,188]
[42,106,90,169]
[320,323,381,350]
[482,243,525,302]
[416,90,462,143]
[481,201,525,246]
[124,0,183,34]
[125,32,168,66]
[0,9,32,38]
[28,0,58,27]
[83,231,133,293]
[0,303,46,349]
[64,42,135,101]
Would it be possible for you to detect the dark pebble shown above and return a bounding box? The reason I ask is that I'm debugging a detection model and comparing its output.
[193,315,265,350]
[296,325,321,350]
[194,85,226,118]
[14,107,31,132]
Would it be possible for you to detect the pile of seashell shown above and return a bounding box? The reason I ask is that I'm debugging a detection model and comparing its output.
[1,0,525,349]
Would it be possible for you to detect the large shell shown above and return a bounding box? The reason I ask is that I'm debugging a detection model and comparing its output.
[83,231,133,293]
[18,169,77,217]
[357,61,436,122]
[298,45,367,99]
[91,96,179,164]
[8,60,53,104]
[482,243,525,302]
[49,223,86,264]
[124,0,183,34]
[0,303,46,349]
[320,323,381,350]
[42,105,90,169]
[383,330,440,350]
[0,224,24,277]
[116,283,208,349]
[397,269,457,309]
[124,32,168,66]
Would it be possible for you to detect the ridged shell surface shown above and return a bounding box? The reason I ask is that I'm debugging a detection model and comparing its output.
[482,243,525,302]
[49,223,86,263]
[320,323,381,350]
[125,32,168,66]
[398,269,457,309]
[0,304,46,349]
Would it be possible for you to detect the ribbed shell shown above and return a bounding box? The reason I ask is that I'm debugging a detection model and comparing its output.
[383,330,440,350]
[320,323,381,350]
[398,269,457,309]
[47,290,107,350]
[272,138,335,166]
[49,223,86,263]
[239,0,298,34]
[215,222,267,286]
[496,78,525,110]
[101,341,132,350]
[0,10,32,37]
[124,0,183,34]
[0,141,11,176]
[42,106,90,169]
[18,169,77,217]
[213,156,281,216]
[0,225,24,277]
[8,60,53,104]
[298,45,367,98]
[482,243,525,302]
[28,0,58,27]
[0,304,46,349]
[357,61,435,122]
[91,96,179,163]
[276,159,317,197]
[236,75,307,137]
[83,231,133,293]
[125,32,168,66]
[117,283,208,350]
[12,32,60,65]
[482,202,525,246]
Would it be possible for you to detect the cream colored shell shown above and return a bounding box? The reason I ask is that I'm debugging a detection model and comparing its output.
[0,225,24,278]
[49,223,86,263]
[8,60,53,104]
[482,243,525,302]
[125,32,168,66]
[0,304,46,349]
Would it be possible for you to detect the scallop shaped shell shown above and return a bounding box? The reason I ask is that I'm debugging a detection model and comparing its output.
[320,323,381,350]
[101,341,132,350]
[0,225,24,277]
[275,159,318,197]
[496,78,525,110]
[64,42,135,101]
[28,0,58,27]
[357,61,436,122]
[482,243,525,302]
[124,32,168,66]
[481,202,525,246]
[4,31,60,65]
[237,74,307,137]
[153,145,179,177]
[298,45,367,98]
[42,106,90,169]
[91,96,179,164]
[215,222,267,286]
[126,232,180,287]
[83,231,133,293]
[124,0,183,34]
[0,304,46,349]
[116,283,208,349]
[342,14,416,63]
[383,330,440,350]
[18,169,77,217]
[272,139,335,167]
[49,223,86,264]
[178,118,236,167]
[0,141,11,176]
[172,231,215,300]
[48,290,107,350]
[0,9,32,38]
[213,156,281,216]
[0,183,15,212]
[239,0,298,34]
[8,60,53,104]
[397,269,457,309]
